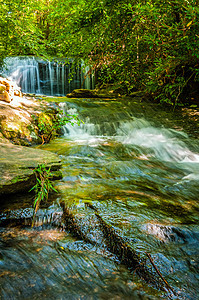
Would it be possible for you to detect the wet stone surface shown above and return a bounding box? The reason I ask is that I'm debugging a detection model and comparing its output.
[0,142,62,195]
[0,227,159,300]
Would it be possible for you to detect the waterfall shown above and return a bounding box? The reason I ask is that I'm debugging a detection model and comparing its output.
[2,56,41,94]
[1,56,95,96]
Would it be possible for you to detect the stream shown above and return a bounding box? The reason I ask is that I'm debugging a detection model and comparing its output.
[0,97,199,299]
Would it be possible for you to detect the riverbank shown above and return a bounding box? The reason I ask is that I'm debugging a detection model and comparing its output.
[0,79,62,196]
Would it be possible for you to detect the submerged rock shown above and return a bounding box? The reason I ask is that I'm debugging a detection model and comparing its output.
[0,142,62,195]
[61,203,172,295]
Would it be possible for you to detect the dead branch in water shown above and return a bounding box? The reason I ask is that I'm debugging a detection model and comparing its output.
[145,252,176,296]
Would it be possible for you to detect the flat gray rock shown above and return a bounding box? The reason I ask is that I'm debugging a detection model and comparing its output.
[0,143,61,195]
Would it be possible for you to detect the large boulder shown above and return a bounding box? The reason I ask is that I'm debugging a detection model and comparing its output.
[0,76,22,103]
[0,142,62,195]
[66,88,120,99]
[66,89,99,98]
[0,96,40,145]
[0,90,11,103]
[0,83,11,103]
[0,91,59,146]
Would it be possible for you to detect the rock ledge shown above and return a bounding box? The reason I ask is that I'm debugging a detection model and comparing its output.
[0,142,62,195]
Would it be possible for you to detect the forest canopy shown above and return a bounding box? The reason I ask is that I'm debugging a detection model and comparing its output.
[0,0,199,104]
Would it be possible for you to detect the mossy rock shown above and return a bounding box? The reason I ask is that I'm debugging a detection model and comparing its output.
[34,111,58,144]
[66,89,99,98]
[0,143,62,195]
[0,115,38,146]
[66,88,119,99]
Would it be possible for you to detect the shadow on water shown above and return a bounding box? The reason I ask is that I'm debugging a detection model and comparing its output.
[1,97,199,299]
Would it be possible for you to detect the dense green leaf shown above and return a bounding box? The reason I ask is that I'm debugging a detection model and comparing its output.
[0,0,198,104]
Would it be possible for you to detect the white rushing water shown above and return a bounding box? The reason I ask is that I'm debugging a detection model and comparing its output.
[60,102,199,191]
[61,104,199,164]
[116,118,199,163]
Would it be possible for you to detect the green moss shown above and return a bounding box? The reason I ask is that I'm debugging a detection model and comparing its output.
[10,174,31,184]
[33,112,57,144]
[38,96,70,103]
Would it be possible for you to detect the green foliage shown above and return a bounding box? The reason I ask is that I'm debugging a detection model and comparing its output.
[30,163,57,227]
[33,109,81,144]
[0,0,198,104]
[0,0,46,61]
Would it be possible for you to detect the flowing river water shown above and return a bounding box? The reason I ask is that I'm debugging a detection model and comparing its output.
[0,97,199,299]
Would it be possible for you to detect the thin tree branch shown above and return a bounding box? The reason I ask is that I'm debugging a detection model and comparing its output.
[145,252,176,296]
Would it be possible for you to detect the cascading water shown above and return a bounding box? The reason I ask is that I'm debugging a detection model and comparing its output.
[1,56,95,96]
[1,97,199,299]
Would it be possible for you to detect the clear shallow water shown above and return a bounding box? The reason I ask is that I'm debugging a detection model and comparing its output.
[1,98,199,299]
[1,227,153,300]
